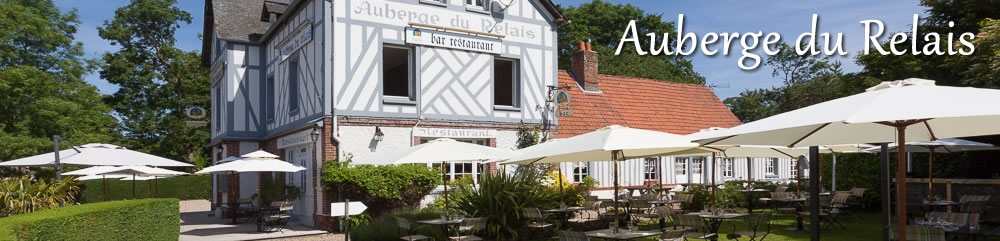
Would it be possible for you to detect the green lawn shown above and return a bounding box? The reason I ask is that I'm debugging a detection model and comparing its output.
[542,211,1000,241]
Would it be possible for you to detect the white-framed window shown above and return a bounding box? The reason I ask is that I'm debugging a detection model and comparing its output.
[692,157,703,175]
[494,58,520,108]
[790,158,798,177]
[426,138,487,183]
[288,55,299,114]
[383,45,415,101]
[571,162,589,183]
[644,158,659,181]
[766,158,777,175]
[465,0,487,11]
[675,158,687,175]
[722,158,734,177]
[419,0,447,6]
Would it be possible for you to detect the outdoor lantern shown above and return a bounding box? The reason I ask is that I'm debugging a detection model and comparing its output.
[310,126,321,142]
[374,126,384,142]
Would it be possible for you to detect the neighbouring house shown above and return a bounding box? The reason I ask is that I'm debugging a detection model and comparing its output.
[202,0,566,229]
[554,42,803,197]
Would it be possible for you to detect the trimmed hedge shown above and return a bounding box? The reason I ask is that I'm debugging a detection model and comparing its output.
[79,175,210,203]
[0,198,180,241]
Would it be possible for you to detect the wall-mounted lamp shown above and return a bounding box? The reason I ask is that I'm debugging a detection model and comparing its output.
[374,126,384,142]
[217,145,224,154]
[310,124,322,142]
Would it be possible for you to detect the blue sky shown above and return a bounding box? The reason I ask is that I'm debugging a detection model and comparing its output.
[58,0,926,99]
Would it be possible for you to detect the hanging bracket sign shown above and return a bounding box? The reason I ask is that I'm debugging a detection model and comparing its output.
[406,27,502,54]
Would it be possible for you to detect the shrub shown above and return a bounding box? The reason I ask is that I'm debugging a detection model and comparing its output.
[78,175,209,203]
[0,198,179,241]
[450,166,558,241]
[0,176,79,216]
[321,157,440,217]
[349,208,445,241]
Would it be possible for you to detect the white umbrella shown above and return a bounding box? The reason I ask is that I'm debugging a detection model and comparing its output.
[503,125,700,232]
[95,166,188,198]
[65,166,123,202]
[355,138,512,220]
[689,78,1000,241]
[863,138,998,199]
[195,151,303,224]
[0,143,192,167]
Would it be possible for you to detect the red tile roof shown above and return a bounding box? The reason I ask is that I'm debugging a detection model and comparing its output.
[555,70,742,137]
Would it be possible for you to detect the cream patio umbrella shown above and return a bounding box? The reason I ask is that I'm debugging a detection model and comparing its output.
[195,151,305,224]
[501,125,700,232]
[65,166,122,201]
[352,138,513,220]
[95,166,188,198]
[863,138,998,200]
[689,78,1000,241]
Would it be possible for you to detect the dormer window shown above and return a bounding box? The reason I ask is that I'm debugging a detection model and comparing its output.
[466,0,487,13]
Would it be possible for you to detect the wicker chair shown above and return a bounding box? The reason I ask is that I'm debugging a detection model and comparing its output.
[263,201,293,232]
[629,199,656,223]
[449,218,486,241]
[890,225,947,241]
[674,214,716,240]
[396,217,435,241]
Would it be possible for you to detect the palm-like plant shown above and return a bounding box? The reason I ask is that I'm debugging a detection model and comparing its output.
[450,166,557,241]
[0,176,80,216]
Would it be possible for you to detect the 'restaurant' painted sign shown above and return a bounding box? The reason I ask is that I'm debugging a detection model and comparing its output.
[277,130,314,149]
[406,28,502,55]
[278,21,313,61]
[414,127,497,139]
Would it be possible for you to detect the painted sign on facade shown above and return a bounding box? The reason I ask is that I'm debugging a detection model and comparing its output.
[414,127,497,139]
[406,28,502,54]
[278,21,313,61]
[277,130,314,149]
[350,0,542,44]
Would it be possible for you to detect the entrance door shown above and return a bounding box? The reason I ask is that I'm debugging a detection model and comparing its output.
[286,145,314,226]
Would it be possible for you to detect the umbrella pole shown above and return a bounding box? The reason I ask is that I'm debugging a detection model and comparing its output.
[928,148,934,200]
[611,150,620,232]
[557,164,564,205]
[796,157,802,194]
[155,177,159,198]
[896,126,909,241]
[148,178,152,198]
[442,161,449,220]
[747,157,752,183]
[833,153,837,192]
[711,152,716,208]
[132,174,136,199]
[660,157,665,198]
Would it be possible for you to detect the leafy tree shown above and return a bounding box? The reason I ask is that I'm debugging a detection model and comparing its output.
[0,0,119,163]
[98,0,209,165]
[955,19,1000,88]
[557,0,705,84]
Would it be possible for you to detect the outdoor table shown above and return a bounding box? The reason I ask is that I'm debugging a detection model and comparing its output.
[731,189,769,214]
[417,218,462,240]
[910,200,960,214]
[649,199,685,205]
[543,206,587,228]
[584,228,660,240]
[688,212,749,234]
[625,186,657,196]
[771,198,808,231]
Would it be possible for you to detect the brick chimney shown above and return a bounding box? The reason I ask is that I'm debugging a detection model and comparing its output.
[571,39,599,91]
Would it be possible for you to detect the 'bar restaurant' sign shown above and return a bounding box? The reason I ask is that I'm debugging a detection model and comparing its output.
[405,27,502,55]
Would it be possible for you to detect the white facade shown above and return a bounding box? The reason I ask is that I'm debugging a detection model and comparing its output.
[206,0,564,228]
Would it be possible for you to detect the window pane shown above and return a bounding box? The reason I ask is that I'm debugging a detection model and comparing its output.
[288,58,299,112]
[383,47,411,98]
[494,59,515,106]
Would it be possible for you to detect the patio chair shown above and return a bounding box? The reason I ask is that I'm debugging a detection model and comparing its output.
[673,214,716,240]
[946,212,981,233]
[660,229,688,241]
[263,201,293,232]
[654,205,684,230]
[449,217,486,241]
[629,199,656,223]
[734,212,773,241]
[797,196,846,230]
[672,194,694,211]
[847,188,866,208]
[395,217,435,241]
[769,192,796,219]
[830,192,854,219]
[775,186,788,193]
[889,225,947,241]
[556,230,590,241]
[579,200,603,221]
[234,198,257,223]
[523,207,554,229]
